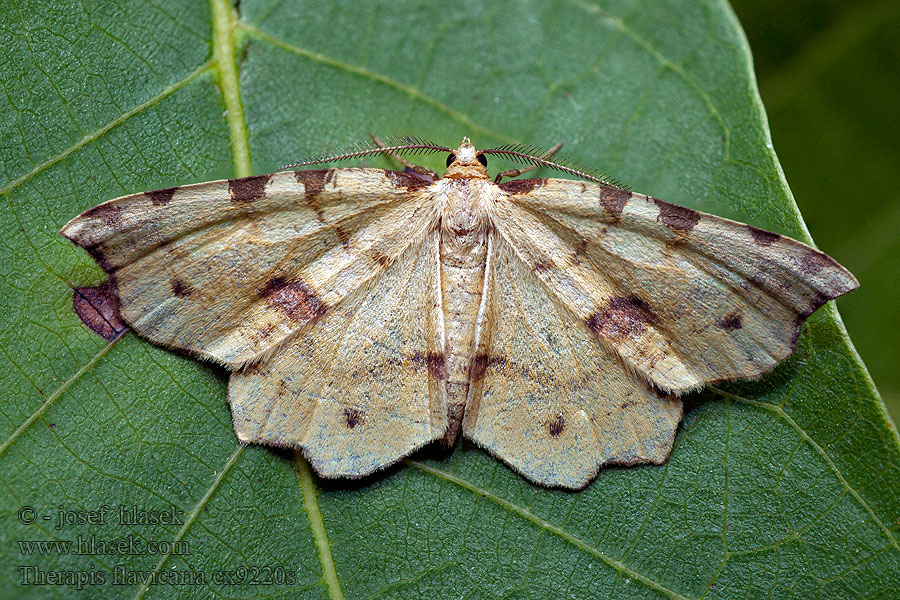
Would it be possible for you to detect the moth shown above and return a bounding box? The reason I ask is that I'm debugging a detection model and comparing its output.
[61,137,857,489]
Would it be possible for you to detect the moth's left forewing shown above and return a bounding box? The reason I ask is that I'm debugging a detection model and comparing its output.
[493,178,857,393]
[62,169,436,368]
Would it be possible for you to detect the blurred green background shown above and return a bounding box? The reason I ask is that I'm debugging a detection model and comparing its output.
[731,0,900,425]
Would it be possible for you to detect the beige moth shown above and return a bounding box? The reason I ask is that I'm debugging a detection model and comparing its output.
[61,137,858,489]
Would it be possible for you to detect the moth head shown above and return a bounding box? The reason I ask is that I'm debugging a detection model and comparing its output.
[444,137,489,180]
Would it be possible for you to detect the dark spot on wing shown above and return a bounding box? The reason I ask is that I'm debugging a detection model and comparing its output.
[370,249,391,267]
[412,352,446,380]
[470,354,488,382]
[653,198,700,231]
[547,414,565,438]
[81,202,122,228]
[334,225,351,249]
[171,277,194,298]
[587,296,659,339]
[718,312,743,331]
[426,353,446,380]
[229,174,270,204]
[470,354,507,382]
[800,249,842,275]
[343,408,364,429]
[72,281,127,341]
[294,169,333,198]
[748,225,780,246]
[259,276,327,323]
[571,238,588,266]
[499,178,547,195]
[386,170,431,191]
[599,187,632,218]
[532,259,553,272]
[146,187,177,206]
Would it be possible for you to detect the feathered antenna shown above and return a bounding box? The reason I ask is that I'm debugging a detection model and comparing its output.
[480,143,627,189]
[280,136,451,170]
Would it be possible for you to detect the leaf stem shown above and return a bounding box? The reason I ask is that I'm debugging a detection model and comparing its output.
[211,0,252,177]
[296,455,345,600]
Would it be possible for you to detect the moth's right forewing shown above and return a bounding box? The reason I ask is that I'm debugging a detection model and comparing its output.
[61,169,435,368]
[493,179,857,393]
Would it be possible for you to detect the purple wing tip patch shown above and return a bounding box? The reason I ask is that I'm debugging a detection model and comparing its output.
[72,281,128,341]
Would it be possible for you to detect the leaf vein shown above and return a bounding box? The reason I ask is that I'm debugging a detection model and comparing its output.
[712,387,899,550]
[236,22,516,145]
[568,0,731,159]
[0,335,123,458]
[410,461,693,600]
[131,443,245,600]
[295,455,345,600]
[0,62,213,197]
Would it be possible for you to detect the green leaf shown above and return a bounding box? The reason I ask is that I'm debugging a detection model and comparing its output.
[1,1,897,598]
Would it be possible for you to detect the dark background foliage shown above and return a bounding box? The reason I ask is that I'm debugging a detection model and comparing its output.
[731,0,900,424]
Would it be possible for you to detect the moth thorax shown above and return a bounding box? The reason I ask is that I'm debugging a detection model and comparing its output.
[440,180,492,245]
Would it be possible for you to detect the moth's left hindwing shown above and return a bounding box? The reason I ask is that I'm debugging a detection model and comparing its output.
[61,169,434,368]
[229,229,449,476]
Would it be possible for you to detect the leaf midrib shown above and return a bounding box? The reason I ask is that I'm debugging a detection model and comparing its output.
[211,0,251,178]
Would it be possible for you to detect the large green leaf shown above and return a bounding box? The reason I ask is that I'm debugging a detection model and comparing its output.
[1,1,897,598]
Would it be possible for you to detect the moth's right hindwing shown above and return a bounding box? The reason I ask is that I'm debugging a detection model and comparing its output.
[462,233,683,489]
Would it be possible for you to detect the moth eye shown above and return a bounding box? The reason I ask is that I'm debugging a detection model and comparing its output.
[477,154,488,167]
[446,154,457,167]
